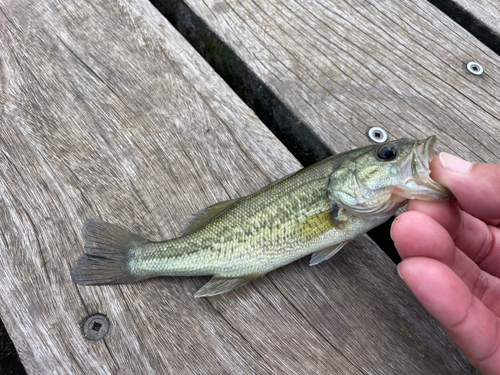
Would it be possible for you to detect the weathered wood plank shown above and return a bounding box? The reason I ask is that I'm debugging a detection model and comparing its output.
[0,0,476,374]
[157,0,500,166]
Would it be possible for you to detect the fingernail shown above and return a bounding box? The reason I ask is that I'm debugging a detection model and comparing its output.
[439,153,472,173]
[389,219,396,241]
[396,263,405,281]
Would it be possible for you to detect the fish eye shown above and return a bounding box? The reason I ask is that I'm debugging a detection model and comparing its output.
[377,145,398,161]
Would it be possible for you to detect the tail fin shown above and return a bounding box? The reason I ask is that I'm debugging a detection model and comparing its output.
[71,219,150,285]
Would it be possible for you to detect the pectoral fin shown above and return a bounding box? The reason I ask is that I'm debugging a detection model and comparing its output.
[194,275,260,298]
[310,241,349,266]
[331,203,344,228]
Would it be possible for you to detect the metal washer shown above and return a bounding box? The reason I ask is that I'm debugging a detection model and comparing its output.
[83,314,110,341]
[368,127,388,143]
[467,62,483,75]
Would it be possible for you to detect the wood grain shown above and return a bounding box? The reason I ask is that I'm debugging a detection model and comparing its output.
[0,0,477,373]
[161,0,500,165]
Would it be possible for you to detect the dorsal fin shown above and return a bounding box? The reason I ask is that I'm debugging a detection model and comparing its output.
[261,171,294,190]
[182,172,295,236]
[183,172,296,236]
[182,198,241,235]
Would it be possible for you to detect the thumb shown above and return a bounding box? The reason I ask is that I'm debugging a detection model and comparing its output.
[430,153,500,221]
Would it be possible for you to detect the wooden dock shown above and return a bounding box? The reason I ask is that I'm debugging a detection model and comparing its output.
[0,0,498,373]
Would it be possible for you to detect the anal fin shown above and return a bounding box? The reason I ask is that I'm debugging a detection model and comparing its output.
[310,241,349,266]
[194,275,259,298]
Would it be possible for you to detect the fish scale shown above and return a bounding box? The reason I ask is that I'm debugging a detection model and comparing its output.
[71,137,454,297]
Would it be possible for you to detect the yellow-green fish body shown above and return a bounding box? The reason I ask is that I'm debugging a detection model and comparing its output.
[72,137,453,297]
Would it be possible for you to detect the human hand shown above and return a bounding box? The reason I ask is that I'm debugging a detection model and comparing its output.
[391,153,500,374]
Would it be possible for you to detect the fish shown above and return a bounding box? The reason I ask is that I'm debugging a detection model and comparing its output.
[71,136,453,297]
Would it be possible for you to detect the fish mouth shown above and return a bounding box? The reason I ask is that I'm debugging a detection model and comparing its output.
[396,136,455,201]
[412,136,436,179]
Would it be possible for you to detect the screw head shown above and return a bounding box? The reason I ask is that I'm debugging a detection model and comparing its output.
[467,62,483,75]
[368,127,388,143]
[83,314,110,341]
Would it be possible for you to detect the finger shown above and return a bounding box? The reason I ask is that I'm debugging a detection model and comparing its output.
[454,212,500,278]
[391,211,476,288]
[406,200,461,239]
[392,211,477,289]
[430,153,500,221]
[407,200,500,278]
[391,211,456,265]
[488,218,500,227]
[391,211,500,315]
[398,258,500,374]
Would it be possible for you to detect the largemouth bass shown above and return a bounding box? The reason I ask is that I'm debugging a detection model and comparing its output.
[71,136,453,297]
